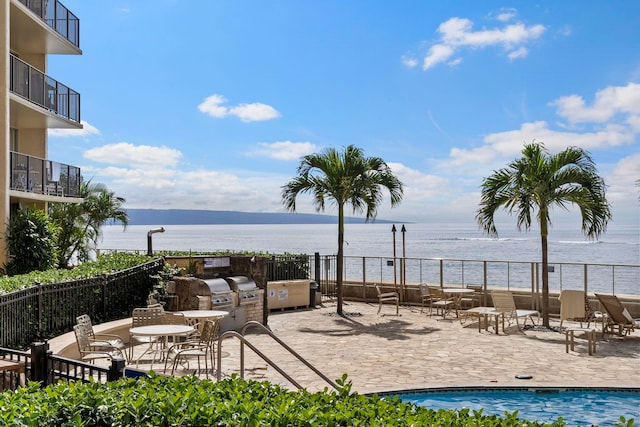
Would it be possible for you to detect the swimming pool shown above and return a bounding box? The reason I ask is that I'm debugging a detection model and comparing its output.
[390,387,640,426]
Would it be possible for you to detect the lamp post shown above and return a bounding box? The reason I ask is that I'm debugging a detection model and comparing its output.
[147,227,165,256]
[391,224,397,294]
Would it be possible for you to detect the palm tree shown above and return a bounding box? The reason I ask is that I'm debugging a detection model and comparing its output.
[50,181,129,267]
[282,145,403,315]
[476,142,611,327]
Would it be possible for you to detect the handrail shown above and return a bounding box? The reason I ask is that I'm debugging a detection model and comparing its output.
[241,321,339,389]
[216,321,339,391]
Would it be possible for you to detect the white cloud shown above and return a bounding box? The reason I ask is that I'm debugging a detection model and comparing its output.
[494,9,517,22]
[507,46,528,60]
[84,142,182,168]
[197,94,228,118]
[249,141,318,161]
[423,43,455,70]
[401,56,418,68]
[420,15,545,70]
[48,121,100,137]
[431,82,639,225]
[198,94,281,122]
[551,82,640,124]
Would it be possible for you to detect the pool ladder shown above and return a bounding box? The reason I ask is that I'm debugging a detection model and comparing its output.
[215,321,339,391]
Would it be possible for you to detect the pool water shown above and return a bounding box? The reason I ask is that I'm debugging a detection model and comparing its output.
[395,388,640,426]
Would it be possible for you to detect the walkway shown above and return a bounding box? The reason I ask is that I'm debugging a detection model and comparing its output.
[134,301,640,394]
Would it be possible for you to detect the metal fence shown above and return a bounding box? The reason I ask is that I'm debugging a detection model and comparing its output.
[312,254,639,299]
[0,259,164,350]
[0,343,125,392]
[266,254,310,281]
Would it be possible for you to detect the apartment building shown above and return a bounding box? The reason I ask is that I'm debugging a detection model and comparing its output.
[1,0,82,266]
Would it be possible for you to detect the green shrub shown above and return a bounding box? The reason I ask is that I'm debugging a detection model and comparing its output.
[0,374,589,426]
[0,253,156,294]
[4,207,58,275]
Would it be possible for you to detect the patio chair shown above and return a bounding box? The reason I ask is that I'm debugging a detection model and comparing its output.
[419,283,434,314]
[129,306,165,359]
[426,286,454,319]
[490,291,539,331]
[75,314,126,351]
[375,284,399,315]
[164,318,221,378]
[595,293,640,336]
[460,284,483,309]
[558,290,587,327]
[74,324,126,364]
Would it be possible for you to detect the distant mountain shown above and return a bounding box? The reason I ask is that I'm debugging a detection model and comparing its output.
[125,209,397,225]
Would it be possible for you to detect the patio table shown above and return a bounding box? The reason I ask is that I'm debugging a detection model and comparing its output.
[443,288,476,317]
[129,324,194,367]
[179,310,229,332]
[461,306,502,333]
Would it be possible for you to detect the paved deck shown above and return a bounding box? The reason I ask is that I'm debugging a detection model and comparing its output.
[128,301,640,394]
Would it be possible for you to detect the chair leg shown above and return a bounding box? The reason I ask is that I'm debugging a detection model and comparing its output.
[377,300,382,314]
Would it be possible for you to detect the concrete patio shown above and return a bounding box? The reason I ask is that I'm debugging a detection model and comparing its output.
[126,300,640,394]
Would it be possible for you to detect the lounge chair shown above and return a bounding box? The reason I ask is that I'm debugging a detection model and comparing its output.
[491,291,539,331]
[558,290,587,327]
[375,285,399,315]
[595,293,640,336]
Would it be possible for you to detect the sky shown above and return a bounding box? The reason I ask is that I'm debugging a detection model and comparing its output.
[47,1,640,228]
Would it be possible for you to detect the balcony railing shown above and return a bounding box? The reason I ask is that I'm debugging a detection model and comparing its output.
[10,54,81,123]
[18,0,80,48]
[10,151,81,198]
[313,255,639,299]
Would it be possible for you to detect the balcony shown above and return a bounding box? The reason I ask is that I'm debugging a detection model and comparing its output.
[14,0,80,52]
[9,54,81,127]
[10,151,81,198]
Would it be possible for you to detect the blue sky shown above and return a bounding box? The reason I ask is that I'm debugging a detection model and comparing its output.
[48,1,639,228]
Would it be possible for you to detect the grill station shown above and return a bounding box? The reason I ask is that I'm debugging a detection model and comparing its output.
[167,255,267,332]
[202,278,236,310]
[224,276,260,306]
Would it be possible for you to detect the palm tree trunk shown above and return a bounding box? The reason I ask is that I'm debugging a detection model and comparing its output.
[336,204,344,316]
[540,217,550,327]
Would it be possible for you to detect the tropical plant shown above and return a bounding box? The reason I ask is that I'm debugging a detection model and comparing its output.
[282,145,403,315]
[4,207,58,275]
[0,374,589,426]
[49,181,129,267]
[476,142,611,327]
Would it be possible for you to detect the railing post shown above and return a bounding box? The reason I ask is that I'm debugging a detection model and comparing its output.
[362,257,366,300]
[107,357,125,382]
[36,282,42,339]
[30,341,50,387]
[483,261,487,306]
[101,274,107,320]
[439,259,444,288]
[584,264,588,294]
[314,252,320,285]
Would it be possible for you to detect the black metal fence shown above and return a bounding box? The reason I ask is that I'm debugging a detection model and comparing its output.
[0,342,125,392]
[266,254,310,281]
[0,259,164,350]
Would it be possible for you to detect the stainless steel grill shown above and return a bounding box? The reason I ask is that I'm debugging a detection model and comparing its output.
[202,278,235,309]
[224,276,260,306]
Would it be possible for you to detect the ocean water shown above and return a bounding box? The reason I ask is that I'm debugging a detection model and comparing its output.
[98,222,639,295]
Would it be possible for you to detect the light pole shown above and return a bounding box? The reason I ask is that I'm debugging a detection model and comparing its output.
[391,224,397,294]
[147,227,165,256]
